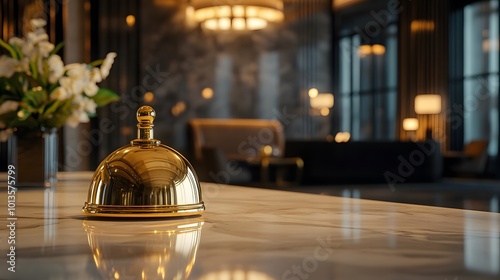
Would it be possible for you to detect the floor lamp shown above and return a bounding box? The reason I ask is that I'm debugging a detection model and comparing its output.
[414,94,441,140]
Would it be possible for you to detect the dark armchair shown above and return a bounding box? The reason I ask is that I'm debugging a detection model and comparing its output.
[187,119,285,185]
[443,140,489,177]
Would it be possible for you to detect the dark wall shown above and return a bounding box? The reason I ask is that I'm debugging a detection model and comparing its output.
[92,0,333,163]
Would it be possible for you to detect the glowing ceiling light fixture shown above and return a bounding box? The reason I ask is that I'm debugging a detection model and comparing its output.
[191,0,284,31]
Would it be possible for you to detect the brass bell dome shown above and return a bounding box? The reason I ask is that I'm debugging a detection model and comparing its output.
[83,106,205,217]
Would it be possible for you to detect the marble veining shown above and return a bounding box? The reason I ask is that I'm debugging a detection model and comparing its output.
[0,172,499,279]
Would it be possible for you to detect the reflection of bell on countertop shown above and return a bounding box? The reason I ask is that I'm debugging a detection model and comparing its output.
[83,106,205,217]
[83,218,204,279]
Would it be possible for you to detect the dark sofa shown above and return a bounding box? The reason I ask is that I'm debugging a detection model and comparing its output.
[285,140,443,185]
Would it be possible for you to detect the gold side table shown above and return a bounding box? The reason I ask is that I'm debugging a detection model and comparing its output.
[259,157,304,187]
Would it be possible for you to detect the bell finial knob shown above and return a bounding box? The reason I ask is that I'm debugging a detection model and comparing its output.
[132,105,160,145]
[137,105,156,125]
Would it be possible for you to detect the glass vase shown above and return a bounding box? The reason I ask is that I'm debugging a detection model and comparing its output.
[7,128,58,187]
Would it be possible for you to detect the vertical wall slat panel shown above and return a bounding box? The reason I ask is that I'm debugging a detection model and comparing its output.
[398,0,449,150]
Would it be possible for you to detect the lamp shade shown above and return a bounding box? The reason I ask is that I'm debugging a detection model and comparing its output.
[415,94,441,114]
[310,93,334,109]
[334,132,351,143]
[402,118,419,131]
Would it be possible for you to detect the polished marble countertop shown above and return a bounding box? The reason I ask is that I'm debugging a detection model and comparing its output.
[1,172,500,279]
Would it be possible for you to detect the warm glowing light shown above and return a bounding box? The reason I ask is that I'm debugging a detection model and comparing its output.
[260,145,273,157]
[120,126,133,136]
[125,15,136,27]
[199,270,275,280]
[114,271,120,279]
[402,118,419,131]
[415,94,441,114]
[204,19,218,30]
[308,88,319,98]
[171,101,187,116]
[482,39,499,52]
[219,18,231,30]
[310,93,334,109]
[218,6,231,17]
[411,20,435,32]
[185,6,196,28]
[320,107,330,116]
[192,1,284,31]
[371,44,385,55]
[143,91,155,103]
[93,254,100,268]
[358,45,372,57]
[247,18,267,30]
[333,0,365,10]
[359,44,385,56]
[233,18,246,30]
[202,87,214,99]
[335,132,351,143]
[233,5,245,17]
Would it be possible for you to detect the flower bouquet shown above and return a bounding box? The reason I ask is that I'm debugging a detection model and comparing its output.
[0,18,119,141]
[0,18,119,186]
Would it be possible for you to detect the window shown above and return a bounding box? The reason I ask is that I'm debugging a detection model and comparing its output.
[337,23,398,141]
[463,0,499,156]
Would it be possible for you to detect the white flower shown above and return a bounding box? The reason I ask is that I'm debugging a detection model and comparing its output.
[65,110,89,128]
[64,63,80,71]
[100,52,117,79]
[0,18,118,130]
[91,68,102,83]
[0,100,19,115]
[84,82,99,97]
[82,97,97,114]
[50,87,69,101]
[2,56,30,76]
[26,31,49,45]
[65,104,91,127]
[8,37,25,47]
[38,41,55,58]
[0,56,18,77]
[62,64,92,96]
[18,57,30,73]
[59,77,72,93]
[30,18,47,29]
[66,63,90,79]
[47,55,64,84]
[64,95,97,127]
[0,128,13,142]
[75,94,96,113]
[21,41,36,59]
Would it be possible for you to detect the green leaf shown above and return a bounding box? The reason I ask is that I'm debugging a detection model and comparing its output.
[0,111,18,127]
[11,45,23,59]
[44,98,74,128]
[90,59,104,67]
[0,38,17,59]
[49,42,64,56]
[0,79,18,99]
[16,108,31,121]
[22,88,48,110]
[40,58,50,87]
[91,88,120,107]
[40,100,61,119]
